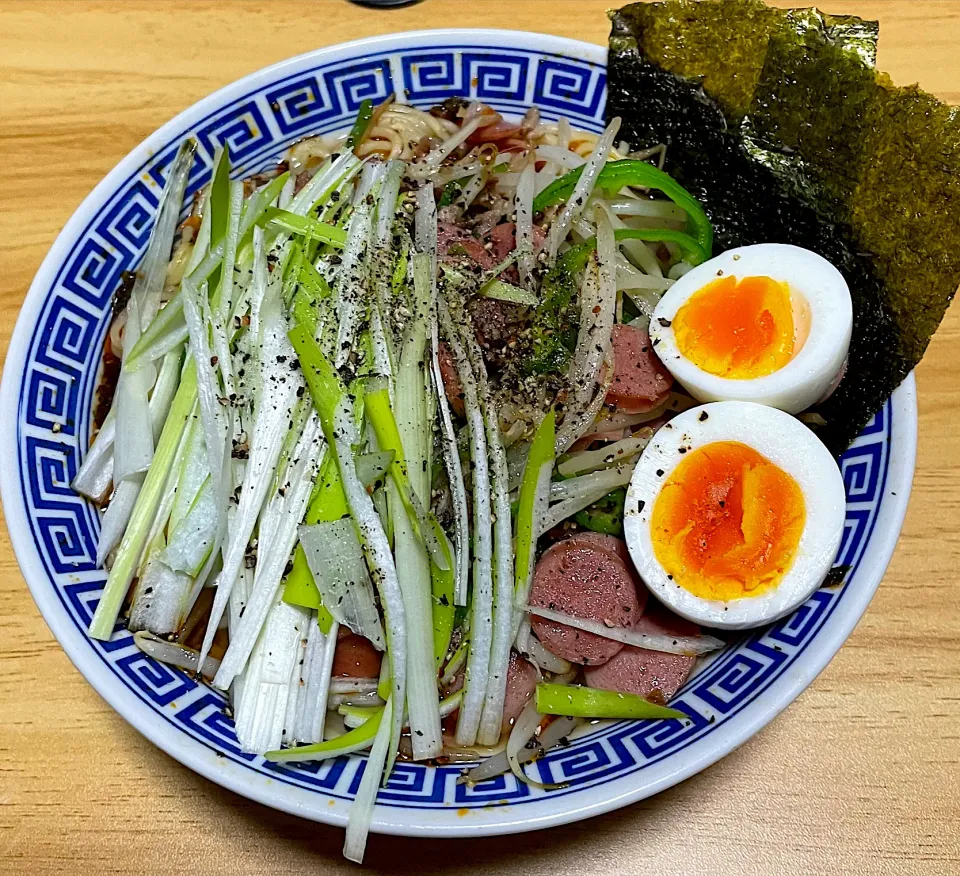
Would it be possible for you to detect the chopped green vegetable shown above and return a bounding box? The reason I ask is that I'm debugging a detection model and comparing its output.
[265,706,384,763]
[431,526,455,667]
[345,99,375,151]
[365,385,421,527]
[208,146,231,294]
[574,487,626,537]
[438,180,462,207]
[260,208,347,247]
[514,410,555,611]
[89,361,199,639]
[210,146,231,246]
[282,430,349,632]
[535,683,687,721]
[288,323,344,437]
[524,258,581,375]
[298,256,332,301]
[480,278,539,306]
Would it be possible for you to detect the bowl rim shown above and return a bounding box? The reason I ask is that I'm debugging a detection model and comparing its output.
[0,28,919,838]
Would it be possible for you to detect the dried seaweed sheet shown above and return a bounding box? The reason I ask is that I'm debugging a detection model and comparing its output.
[608,0,959,453]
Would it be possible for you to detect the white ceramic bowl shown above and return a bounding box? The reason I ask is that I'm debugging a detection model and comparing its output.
[0,30,917,837]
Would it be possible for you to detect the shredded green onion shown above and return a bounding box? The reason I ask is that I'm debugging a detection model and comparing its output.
[265,706,384,763]
[345,98,375,151]
[535,683,687,721]
[514,410,555,614]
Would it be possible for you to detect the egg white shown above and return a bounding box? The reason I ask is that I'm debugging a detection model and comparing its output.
[623,401,847,630]
[649,244,852,414]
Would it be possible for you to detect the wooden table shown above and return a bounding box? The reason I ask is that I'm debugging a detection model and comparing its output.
[1,2,958,873]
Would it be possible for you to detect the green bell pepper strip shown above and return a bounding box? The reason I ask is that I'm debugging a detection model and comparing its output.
[614,228,708,266]
[535,683,687,721]
[514,409,556,609]
[264,706,384,763]
[345,99,374,151]
[574,487,626,537]
[533,159,713,255]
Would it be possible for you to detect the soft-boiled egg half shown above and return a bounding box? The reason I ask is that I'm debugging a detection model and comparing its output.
[623,401,846,630]
[649,244,852,414]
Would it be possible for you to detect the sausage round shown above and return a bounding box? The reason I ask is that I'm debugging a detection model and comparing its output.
[436,340,466,419]
[501,651,539,733]
[438,222,494,271]
[563,532,649,615]
[605,324,673,413]
[584,603,699,701]
[529,540,642,665]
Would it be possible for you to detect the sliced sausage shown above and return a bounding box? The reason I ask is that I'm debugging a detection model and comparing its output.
[584,603,698,702]
[569,427,627,452]
[562,533,650,614]
[332,631,382,679]
[605,324,673,413]
[633,600,700,639]
[438,222,494,271]
[467,119,524,146]
[563,532,632,567]
[436,340,466,419]
[529,540,642,665]
[490,222,546,284]
[501,652,539,733]
[489,222,546,264]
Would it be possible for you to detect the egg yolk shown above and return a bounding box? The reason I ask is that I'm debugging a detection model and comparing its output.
[650,441,805,602]
[673,275,795,379]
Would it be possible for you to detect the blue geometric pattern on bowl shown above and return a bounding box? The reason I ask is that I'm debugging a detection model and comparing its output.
[15,42,891,811]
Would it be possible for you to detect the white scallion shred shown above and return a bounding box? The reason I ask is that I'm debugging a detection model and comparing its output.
[133,630,221,677]
[342,695,393,864]
[557,428,654,477]
[429,329,469,606]
[299,518,386,649]
[515,161,537,289]
[545,117,621,261]
[440,299,493,749]
[525,604,725,656]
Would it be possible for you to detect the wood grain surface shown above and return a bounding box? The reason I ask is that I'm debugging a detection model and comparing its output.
[1,2,958,874]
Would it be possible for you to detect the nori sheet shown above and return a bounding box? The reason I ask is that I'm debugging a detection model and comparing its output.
[608,0,959,453]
